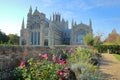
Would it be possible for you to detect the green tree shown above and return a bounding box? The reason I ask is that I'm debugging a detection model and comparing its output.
[94,35,102,45]
[83,33,94,46]
[0,30,9,43]
[8,34,19,45]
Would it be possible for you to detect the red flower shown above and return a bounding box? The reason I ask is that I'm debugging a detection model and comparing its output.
[57,60,66,64]
[65,67,70,71]
[57,60,63,63]
[20,61,25,67]
[61,78,64,80]
[57,70,64,76]
[62,60,66,64]
[42,54,48,59]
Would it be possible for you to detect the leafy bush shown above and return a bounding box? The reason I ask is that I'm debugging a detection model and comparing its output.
[94,45,120,54]
[14,47,102,80]
[14,53,73,80]
[67,47,102,80]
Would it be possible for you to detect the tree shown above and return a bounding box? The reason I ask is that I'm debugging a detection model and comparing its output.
[0,30,9,43]
[8,34,19,45]
[115,35,120,45]
[83,33,94,46]
[104,29,119,44]
[94,35,102,45]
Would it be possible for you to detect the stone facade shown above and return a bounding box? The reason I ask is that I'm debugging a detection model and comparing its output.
[71,20,93,45]
[20,7,92,46]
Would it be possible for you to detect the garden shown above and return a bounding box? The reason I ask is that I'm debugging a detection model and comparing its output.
[13,46,102,80]
[0,47,102,80]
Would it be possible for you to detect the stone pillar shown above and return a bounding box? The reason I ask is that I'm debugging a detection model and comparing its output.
[40,27,43,46]
[36,32,38,45]
[33,32,35,45]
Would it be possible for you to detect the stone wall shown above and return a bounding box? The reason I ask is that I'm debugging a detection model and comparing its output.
[0,45,93,79]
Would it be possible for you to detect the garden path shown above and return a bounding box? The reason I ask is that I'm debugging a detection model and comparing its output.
[99,53,120,80]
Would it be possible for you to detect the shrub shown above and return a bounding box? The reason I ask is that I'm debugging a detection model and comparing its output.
[67,47,102,80]
[14,53,73,80]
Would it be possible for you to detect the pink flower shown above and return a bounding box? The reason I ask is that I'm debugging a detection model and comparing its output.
[38,53,42,57]
[20,61,25,67]
[57,60,66,64]
[65,67,70,71]
[64,72,69,77]
[52,55,56,61]
[62,60,66,64]
[42,54,48,59]
[57,70,64,76]
[57,60,63,63]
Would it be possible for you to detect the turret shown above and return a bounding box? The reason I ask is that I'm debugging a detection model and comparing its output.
[89,19,92,28]
[27,6,32,28]
[22,18,25,29]
[50,16,52,21]
[52,13,61,22]
[28,6,32,15]
[89,19,93,34]
[72,19,76,27]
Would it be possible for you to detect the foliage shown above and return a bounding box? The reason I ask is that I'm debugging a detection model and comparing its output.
[8,34,19,45]
[113,54,120,61]
[104,29,119,44]
[115,35,120,45]
[94,35,102,45]
[0,30,9,43]
[14,47,102,80]
[0,30,19,45]
[67,47,102,80]
[83,33,94,46]
[14,53,72,80]
[94,45,120,54]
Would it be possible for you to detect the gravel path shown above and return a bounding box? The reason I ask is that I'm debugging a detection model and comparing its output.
[99,53,120,80]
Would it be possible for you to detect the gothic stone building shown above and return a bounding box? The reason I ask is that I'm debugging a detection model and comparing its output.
[20,7,92,46]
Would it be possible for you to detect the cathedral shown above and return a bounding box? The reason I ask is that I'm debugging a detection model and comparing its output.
[20,7,93,46]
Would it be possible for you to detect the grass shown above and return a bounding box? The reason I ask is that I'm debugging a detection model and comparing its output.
[113,54,120,61]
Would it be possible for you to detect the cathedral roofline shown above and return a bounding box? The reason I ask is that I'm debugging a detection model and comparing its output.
[33,7,40,16]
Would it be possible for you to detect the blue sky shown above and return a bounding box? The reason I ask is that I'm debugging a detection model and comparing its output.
[0,0,120,39]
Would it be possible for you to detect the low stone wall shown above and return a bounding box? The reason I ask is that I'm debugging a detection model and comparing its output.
[0,46,52,79]
[0,45,93,79]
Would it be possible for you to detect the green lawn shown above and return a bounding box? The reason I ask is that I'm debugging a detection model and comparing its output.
[113,54,120,61]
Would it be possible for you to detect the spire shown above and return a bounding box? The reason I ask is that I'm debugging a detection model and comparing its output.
[35,7,38,11]
[22,18,25,29]
[75,21,76,25]
[72,19,75,27]
[29,6,32,14]
[89,18,92,28]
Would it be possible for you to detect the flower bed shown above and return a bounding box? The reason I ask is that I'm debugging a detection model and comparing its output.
[14,47,102,80]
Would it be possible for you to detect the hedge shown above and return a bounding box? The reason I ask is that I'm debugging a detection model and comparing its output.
[94,45,120,54]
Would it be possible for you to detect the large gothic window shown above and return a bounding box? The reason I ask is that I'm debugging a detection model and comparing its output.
[31,32,40,45]
[76,29,86,45]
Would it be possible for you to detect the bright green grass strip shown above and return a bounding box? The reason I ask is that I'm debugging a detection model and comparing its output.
[113,54,120,62]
